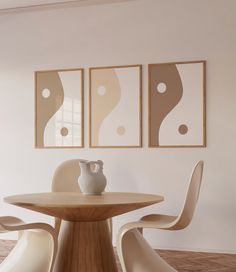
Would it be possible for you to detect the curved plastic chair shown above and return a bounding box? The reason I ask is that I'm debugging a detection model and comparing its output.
[0,216,57,272]
[117,161,204,272]
[51,159,113,237]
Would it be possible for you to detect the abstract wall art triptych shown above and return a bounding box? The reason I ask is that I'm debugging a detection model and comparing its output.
[35,60,206,149]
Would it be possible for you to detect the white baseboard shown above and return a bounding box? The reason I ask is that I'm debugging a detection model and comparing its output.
[153,245,236,255]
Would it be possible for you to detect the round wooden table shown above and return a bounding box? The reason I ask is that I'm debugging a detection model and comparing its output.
[4,192,164,272]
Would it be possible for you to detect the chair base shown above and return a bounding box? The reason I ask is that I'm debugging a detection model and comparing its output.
[0,230,54,272]
[118,229,177,272]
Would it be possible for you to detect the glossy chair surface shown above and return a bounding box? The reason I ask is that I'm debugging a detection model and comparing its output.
[51,159,112,237]
[0,216,57,272]
[117,161,204,272]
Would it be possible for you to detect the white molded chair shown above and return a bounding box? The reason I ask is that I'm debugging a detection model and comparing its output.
[117,161,204,272]
[0,216,57,272]
[51,159,112,237]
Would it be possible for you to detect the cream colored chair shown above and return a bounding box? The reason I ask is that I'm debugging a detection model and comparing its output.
[117,161,204,272]
[0,216,57,272]
[51,159,112,237]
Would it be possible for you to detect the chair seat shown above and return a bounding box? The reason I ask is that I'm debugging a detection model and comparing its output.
[0,217,24,233]
[141,214,178,224]
[140,214,178,229]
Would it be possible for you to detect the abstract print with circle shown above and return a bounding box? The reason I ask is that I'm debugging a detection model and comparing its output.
[149,61,205,147]
[35,69,83,147]
[90,66,141,147]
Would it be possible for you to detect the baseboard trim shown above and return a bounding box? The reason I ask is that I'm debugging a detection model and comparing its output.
[153,245,236,255]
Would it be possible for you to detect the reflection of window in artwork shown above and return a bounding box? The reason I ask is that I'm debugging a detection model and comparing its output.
[55,97,81,146]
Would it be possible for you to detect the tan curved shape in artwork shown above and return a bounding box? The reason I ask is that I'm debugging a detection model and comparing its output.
[149,64,183,146]
[90,69,121,146]
[36,71,64,147]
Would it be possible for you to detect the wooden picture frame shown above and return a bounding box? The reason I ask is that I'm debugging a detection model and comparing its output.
[149,60,206,148]
[35,68,84,148]
[89,65,142,148]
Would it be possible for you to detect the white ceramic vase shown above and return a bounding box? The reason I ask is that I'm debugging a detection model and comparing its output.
[78,160,107,195]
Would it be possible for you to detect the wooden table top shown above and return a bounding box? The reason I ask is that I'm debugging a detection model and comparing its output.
[4,192,164,222]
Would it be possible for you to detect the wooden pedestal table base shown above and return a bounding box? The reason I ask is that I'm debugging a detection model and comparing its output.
[53,220,117,272]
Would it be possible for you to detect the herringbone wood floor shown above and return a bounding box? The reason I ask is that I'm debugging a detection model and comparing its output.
[1,240,236,271]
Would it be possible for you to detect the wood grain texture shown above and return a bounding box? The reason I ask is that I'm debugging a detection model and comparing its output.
[4,192,164,221]
[53,220,117,272]
[0,241,235,272]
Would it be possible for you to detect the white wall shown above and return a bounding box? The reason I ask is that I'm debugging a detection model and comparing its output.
[0,0,236,253]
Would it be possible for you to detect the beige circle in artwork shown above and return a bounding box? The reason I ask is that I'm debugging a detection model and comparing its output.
[157,82,167,93]
[42,88,51,98]
[117,126,126,136]
[178,124,188,135]
[97,85,106,96]
[60,127,69,137]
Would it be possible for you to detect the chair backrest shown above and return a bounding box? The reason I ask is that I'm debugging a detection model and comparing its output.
[51,159,82,234]
[173,160,204,230]
[51,159,113,238]
[51,159,82,193]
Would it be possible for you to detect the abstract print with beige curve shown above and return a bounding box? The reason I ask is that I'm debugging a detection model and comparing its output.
[149,63,204,146]
[91,67,140,146]
[36,72,64,147]
[36,70,82,147]
[91,69,121,146]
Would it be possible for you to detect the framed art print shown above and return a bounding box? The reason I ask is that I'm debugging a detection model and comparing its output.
[149,60,206,147]
[89,65,142,148]
[35,68,84,148]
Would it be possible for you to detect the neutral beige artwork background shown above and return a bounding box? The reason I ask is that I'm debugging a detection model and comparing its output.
[149,61,206,148]
[90,65,142,148]
[35,69,83,148]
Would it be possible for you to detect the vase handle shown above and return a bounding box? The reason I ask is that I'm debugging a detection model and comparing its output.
[91,160,103,173]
